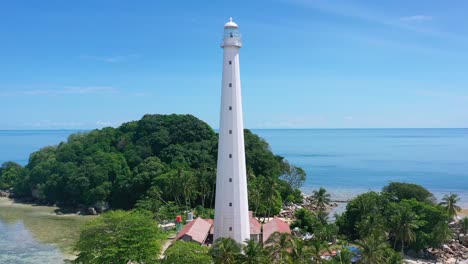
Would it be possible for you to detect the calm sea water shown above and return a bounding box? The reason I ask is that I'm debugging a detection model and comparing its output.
[252,129,468,207]
[0,129,467,263]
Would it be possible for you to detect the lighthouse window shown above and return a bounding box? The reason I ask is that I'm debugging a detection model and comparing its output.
[229,61,232,65]
[229,106,232,110]
[229,202,232,207]
[229,227,232,231]
[229,83,232,87]
[229,178,232,182]
[229,154,232,158]
[229,130,232,134]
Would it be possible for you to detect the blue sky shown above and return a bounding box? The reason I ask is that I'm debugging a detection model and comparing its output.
[0,0,467,129]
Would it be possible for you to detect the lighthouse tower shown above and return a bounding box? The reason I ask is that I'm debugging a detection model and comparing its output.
[214,18,250,243]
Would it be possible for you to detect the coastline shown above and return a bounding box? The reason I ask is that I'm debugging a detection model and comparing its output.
[0,197,94,261]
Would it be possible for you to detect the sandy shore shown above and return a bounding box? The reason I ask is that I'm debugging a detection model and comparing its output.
[459,209,468,218]
[0,197,61,214]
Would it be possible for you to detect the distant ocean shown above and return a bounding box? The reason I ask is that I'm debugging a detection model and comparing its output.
[1,129,467,207]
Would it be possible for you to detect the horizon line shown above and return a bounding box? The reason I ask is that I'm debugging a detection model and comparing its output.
[1,127,467,131]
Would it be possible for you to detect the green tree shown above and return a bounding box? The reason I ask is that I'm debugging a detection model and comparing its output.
[0,162,23,190]
[311,188,331,211]
[265,232,293,263]
[460,217,468,244]
[356,213,386,239]
[389,203,421,254]
[397,199,447,251]
[382,182,435,203]
[439,193,462,220]
[430,220,453,248]
[237,239,268,264]
[336,192,390,240]
[291,208,318,233]
[5,114,305,216]
[209,237,242,264]
[288,237,313,264]
[280,161,306,190]
[356,233,390,264]
[73,210,163,264]
[163,240,211,264]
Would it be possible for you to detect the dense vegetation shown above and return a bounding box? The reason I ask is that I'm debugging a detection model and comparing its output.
[162,240,211,264]
[336,183,460,255]
[159,184,464,264]
[73,210,164,264]
[0,114,305,218]
[68,181,465,263]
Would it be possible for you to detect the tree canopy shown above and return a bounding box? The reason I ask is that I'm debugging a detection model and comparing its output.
[73,210,163,264]
[1,114,304,218]
[336,185,452,253]
[0,161,23,190]
[382,182,435,204]
[163,241,211,264]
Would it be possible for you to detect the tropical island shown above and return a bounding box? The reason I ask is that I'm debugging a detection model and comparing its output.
[1,114,467,263]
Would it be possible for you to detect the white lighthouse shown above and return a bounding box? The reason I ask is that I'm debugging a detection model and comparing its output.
[214,17,250,244]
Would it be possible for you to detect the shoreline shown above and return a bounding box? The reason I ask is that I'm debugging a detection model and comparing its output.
[0,197,94,260]
[0,197,92,217]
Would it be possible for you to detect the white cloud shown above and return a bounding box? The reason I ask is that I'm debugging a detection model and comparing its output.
[400,15,433,22]
[80,54,139,63]
[0,86,118,96]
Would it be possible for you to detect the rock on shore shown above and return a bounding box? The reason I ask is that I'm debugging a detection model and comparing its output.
[277,195,339,220]
[0,190,11,198]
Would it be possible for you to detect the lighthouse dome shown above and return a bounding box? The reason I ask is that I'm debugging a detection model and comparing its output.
[224,17,238,28]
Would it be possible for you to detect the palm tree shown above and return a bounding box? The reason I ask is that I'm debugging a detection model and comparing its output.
[264,232,293,263]
[316,211,329,226]
[439,193,462,220]
[288,237,313,264]
[431,220,453,248]
[356,213,386,239]
[461,217,468,243]
[430,220,454,264]
[237,239,268,264]
[311,188,331,211]
[390,205,420,254]
[356,233,390,264]
[209,237,242,264]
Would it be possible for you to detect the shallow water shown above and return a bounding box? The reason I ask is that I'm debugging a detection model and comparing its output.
[0,198,93,263]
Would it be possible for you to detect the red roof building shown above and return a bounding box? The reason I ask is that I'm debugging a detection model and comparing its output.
[175,217,212,245]
[262,216,291,243]
[249,211,262,242]
[174,213,290,245]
